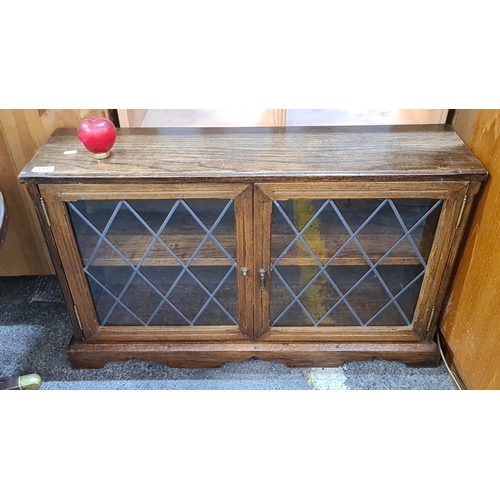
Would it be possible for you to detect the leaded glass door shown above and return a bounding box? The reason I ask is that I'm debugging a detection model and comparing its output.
[254,182,467,341]
[40,183,254,341]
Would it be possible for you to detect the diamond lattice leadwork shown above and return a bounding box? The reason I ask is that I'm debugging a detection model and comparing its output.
[68,199,237,327]
[270,198,443,327]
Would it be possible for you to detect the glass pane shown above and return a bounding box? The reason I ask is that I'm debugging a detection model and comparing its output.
[270,198,442,327]
[67,198,237,327]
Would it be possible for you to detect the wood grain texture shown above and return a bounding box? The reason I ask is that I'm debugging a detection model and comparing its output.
[424,180,482,342]
[440,109,500,389]
[451,110,477,146]
[40,182,249,201]
[87,325,247,342]
[259,326,420,342]
[20,125,488,184]
[74,234,237,267]
[256,181,468,200]
[411,185,469,337]
[253,185,272,337]
[67,340,440,369]
[0,109,111,276]
[39,185,100,336]
[39,109,112,136]
[235,185,254,336]
[0,113,53,275]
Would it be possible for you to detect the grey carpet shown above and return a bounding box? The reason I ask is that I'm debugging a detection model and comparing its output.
[0,276,455,390]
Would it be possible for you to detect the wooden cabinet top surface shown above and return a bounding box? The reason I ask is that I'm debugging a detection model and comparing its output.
[19,124,488,184]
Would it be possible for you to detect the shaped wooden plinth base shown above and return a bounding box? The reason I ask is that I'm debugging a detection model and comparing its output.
[67,340,440,369]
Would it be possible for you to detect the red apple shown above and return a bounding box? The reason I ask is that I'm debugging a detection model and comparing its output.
[77,116,117,159]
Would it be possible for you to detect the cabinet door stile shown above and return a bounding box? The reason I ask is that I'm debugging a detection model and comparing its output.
[409,184,474,338]
[430,180,483,341]
[412,185,469,336]
[235,185,254,336]
[253,185,273,337]
[39,185,100,336]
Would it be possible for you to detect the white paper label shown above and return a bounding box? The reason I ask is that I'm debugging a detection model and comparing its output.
[63,150,78,155]
[31,166,55,173]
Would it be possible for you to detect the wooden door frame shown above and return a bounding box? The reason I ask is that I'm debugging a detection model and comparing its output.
[39,182,254,342]
[253,180,470,343]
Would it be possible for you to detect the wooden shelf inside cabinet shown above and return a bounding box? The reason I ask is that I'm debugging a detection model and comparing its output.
[76,234,236,267]
[270,197,441,267]
[19,125,488,369]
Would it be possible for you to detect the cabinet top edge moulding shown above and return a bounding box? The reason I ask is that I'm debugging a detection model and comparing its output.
[19,125,488,185]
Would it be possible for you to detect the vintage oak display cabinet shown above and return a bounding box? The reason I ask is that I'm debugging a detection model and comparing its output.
[19,125,488,369]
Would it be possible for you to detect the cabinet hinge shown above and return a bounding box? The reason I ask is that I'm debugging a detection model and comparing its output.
[456,194,468,229]
[73,305,83,331]
[40,197,51,227]
[427,305,436,332]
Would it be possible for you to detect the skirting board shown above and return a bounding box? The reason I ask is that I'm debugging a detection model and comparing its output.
[67,340,440,369]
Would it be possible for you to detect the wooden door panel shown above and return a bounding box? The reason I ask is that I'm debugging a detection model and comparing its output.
[40,183,254,342]
[254,181,467,342]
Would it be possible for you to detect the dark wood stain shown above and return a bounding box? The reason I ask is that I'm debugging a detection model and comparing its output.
[19,125,488,369]
[20,125,488,184]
